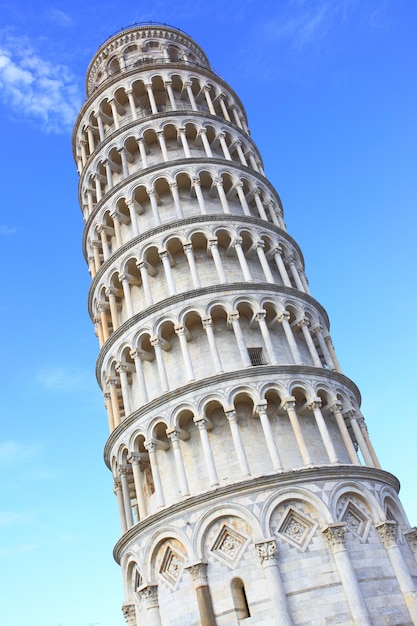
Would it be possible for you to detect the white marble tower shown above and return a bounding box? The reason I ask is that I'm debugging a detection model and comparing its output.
[72,23,417,626]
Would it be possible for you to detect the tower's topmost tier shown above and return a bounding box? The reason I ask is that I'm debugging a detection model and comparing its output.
[85,23,211,97]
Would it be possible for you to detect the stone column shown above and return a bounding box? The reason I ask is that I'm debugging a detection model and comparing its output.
[166,428,190,497]
[233,237,252,281]
[108,378,121,427]
[150,337,169,392]
[178,127,191,157]
[199,128,213,157]
[157,130,168,161]
[111,211,123,248]
[225,409,251,477]
[255,310,277,364]
[144,441,165,508]
[119,467,134,528]
[203,85,216,114]
[357,417,381,469]
[94,315,104,347]
[287,255,305,291]
[159,250,176,295]
[183,242,201,288]
[256,403,283,471]
[145,83,158,114]
[116,363,132,416]
[345,410,374,467]
[106,287,120,330]
[165,80,177,110]
[130,349,148,404]
[274,246,292,287]
[218,132,232,160]
[193,177,207,214]
[185,81,197,111]
[208,239,227,283]
[125,199,139,236]
[125,89,137,119]
[170,182,183,218]
[185,562,216,626]
[329,403,360,465]
[119,273,134,318]
[175,324,195,381]
[322,524,371,626]
[138,138,148,168]
[311,326,336,370]
[256,241,275,284]
[324,333,342,372]
[114,479,127,534]
[215,178,230,213]
[228,311,252,367]
[278,311,301,364]
[137,584,162,626]
[235,181,251,215]
[297,318,322,367]
[194,417,219,486]
[104,391,115,432]
[98,225,110,260]
[376,521,417,623]
[255,539,293,626]
[137,261,153,306]
[283,398,312,466]
[98,303,110,341]
[253,189,268,220]
[148,189,161,225]
[109,99,120,129]
[309,399,339,464]
[129,452,147,519]
[218,94,231,121]
[202,317,223,373]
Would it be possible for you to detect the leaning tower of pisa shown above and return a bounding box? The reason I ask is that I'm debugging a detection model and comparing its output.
[72,22,417,626]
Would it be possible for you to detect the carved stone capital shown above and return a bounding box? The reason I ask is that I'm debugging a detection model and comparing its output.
[404,528,417,554]
[225,409,237,422]
[185,562,208,587]
[228,310,239,323]
[283,396,296,412]
[322,523,346,552]
[255,539,277,565]
[376,521,397,548]
[329,402,343,415]
[122,603,136,626]
[138,583,159,609]
[255,309,266,322]
[277,311,290,323]
[308,397,322,411]
[201,316,212,329]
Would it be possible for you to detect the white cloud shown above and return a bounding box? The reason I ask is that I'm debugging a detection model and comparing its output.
[45,7,74,27]
[0,33,82,133]
[0,440,41,465]
[0,225,16,235]
[35,366,91,392]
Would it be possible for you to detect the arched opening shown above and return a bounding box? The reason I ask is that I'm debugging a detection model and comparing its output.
[231,577,250,619]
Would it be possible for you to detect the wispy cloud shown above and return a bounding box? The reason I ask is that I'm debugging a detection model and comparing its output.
[0,32,82,133]
[35,366,91,392]
[0,225,16,236]
[45,7,74,27]
[0,440,41,465]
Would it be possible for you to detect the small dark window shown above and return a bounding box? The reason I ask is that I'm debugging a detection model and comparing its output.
[231,578,250,619]
[248,347,265,366]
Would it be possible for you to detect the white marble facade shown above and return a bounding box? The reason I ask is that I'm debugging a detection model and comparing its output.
[73,23,417,626]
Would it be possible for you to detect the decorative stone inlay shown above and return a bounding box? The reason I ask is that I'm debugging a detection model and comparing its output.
[122,602,136,626]
[211,524,247,566]
[159,545,184,588]
[276,507,317,551]
[339,500,371,542]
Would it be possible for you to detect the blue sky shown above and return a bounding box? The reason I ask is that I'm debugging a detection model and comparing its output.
[0,1,416,625]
